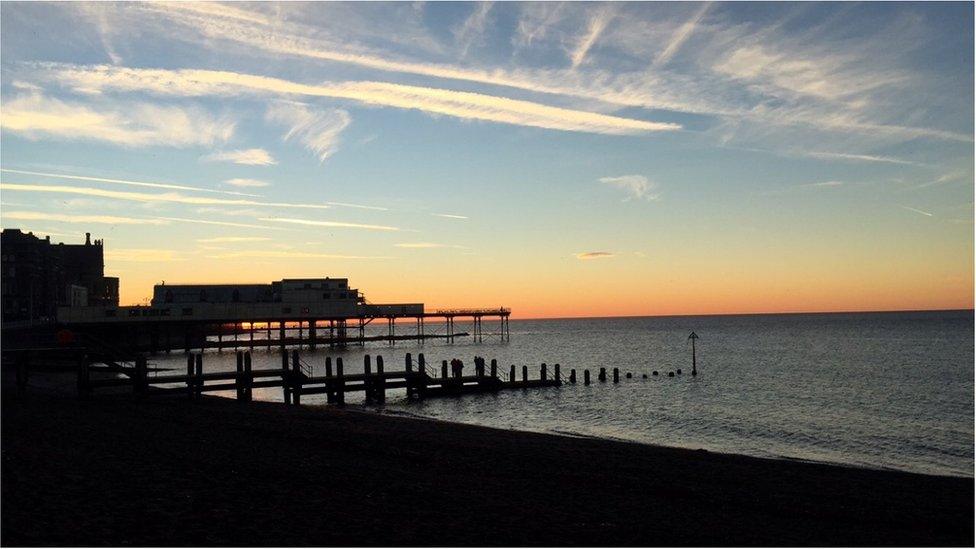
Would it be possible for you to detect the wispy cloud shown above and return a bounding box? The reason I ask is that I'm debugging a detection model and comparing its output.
[153,216,284,230]
[266,103,351,161]
[41,65,681,135]
[105,248,183,262]
[804,151,921,166]
[898,205,933,217]
[598,175,659,201]
[2,168,260,197]
[195,236,273,243]
[206,250,387,260]
[798,180,844,188]
[654,2,709,66]
[432,213,468,220]
[395,242,468,249]
[575,251,614,260]
[454,2,494,58]
[0,93,234,147]
[259,216,400,231]
[0,183,332,210]
[570,7,614,69]
[202,148,277,166]
[224,178,269,188]
[2,210,168,225]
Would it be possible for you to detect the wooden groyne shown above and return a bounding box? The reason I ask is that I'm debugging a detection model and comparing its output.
[76,351,563,404]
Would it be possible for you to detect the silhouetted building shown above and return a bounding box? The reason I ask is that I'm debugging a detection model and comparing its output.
[151,278,361,306]
[1,229,120,324]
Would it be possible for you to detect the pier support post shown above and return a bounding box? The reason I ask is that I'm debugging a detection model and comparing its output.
[554,364,560,383]
[599,367,607,382]
[541,363,547,382]
[441,360,448,380]
[584,369,591,385]
[194,353,203,399]
[510,364,515,383]
[416,353,428,399]
[613,367,619,383]
[335,358,345,405]
[405,353,413,399]
[569,369,576,383]
[244,351,253,402]
[522,365,528,383]
[490,359,497,380]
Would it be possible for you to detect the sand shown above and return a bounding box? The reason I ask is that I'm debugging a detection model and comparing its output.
[2,387,972,547]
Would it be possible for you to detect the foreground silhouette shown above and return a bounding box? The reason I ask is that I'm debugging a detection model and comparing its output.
[2,387,972,546]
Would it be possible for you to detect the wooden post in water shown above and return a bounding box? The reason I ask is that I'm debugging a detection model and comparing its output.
[291,349,302,405]
[186,354,194,400]
[441,360,448,380]
[325,357,335,403]
[688,332,699,376]
[405,352,413,399]
[194,353,203,399]
[135,356,147,396]
[569,369,576,383]
[364,354,373,404]
[236,351,244,400]
[243,351,253,402]
[554,364,561,383]
[417,353,428,399]
[599,367,607,382]
[522,365,528,382]
[376,355,386,404]
[541,363,547,382]
[76,352,90,399]
[335,357,345,405]
[584,369,591,385]
[281,349,291,405]
[613,367,619,383]
[510,364,516,383]
[490,359,497,379]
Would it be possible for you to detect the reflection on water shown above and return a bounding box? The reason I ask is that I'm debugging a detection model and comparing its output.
[145,310,974,478]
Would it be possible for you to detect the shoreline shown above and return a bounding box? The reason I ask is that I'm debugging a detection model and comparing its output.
[3,386,972,546]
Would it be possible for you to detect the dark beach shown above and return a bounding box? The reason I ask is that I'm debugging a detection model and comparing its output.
[2,384,972,547]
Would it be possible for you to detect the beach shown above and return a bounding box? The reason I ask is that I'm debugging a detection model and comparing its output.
[2,386,972,547]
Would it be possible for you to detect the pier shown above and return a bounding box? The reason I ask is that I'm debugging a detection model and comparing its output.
[76,351,560,403]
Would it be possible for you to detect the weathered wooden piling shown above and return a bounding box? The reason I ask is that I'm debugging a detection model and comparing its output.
[522,365,528,382]
[416,353,428,398]
[490,359,498,379]
[653,370,658,376]
[325,357,335,403]
[376,355,386,404]
[441,360,449,379]
[364,354,373,404]
[134,356,148,396]
[676,368,682,375]
[194,353,203,399]
[236,351,244,400]
[541,363,548,381]
[554,364,561,382]
[185,354,194,400]
[281,350,291,404]
[613,367,619,383]
[335,357,345,405]
[584,369,591,385]
[76,352,90,399]
[599,367,607,382]
[405,352,414,398]
[569,369,576,383]
[626,372,633,379]
[510,364,516,382]
[243,351,253,402]
[291,350,302,405]
[668,371,675,377]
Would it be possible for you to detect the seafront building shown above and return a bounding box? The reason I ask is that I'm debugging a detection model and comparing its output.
[1,229,119,326]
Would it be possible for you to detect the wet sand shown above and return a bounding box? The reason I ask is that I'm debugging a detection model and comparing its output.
[2,388,972,546]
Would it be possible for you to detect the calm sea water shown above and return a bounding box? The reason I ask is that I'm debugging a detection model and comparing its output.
[147,310,974,478]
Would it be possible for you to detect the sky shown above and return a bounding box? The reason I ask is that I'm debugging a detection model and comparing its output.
[0,1,973,318]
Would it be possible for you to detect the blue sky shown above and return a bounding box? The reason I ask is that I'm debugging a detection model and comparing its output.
[0,2,972,316]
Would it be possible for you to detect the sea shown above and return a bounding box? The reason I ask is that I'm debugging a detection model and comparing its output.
[145,310,974,478]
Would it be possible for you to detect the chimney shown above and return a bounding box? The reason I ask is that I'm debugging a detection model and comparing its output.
[85,232,91,245]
